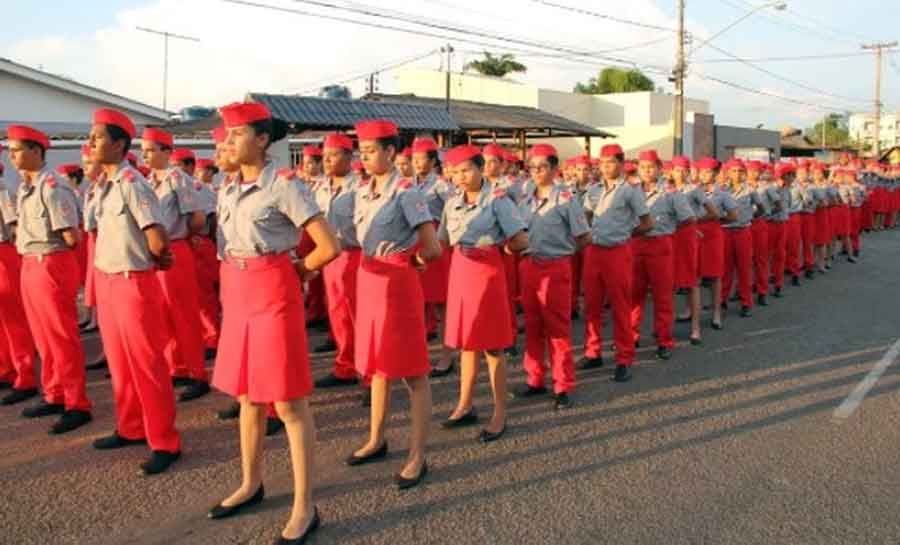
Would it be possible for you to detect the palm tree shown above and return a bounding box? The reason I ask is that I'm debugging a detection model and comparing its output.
[463,52,527,77]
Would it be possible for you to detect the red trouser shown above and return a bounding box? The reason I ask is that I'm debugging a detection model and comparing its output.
[862,198,874,230]
[502,251,518,339]
[801,213,816,271]
[582,244,634,366]
[192,236,220,350]
[785,215,802,277]
[750,219,769,296]
[570,250,583,313]
[21,251,90,412]
[0,243,37,390]
[156,240,207,381]
[630,236,674,349]
[322,247,361,380]
[768,220,787,289]
[95,270,180,452]
[520,256,575,394]
[722,227,753,308]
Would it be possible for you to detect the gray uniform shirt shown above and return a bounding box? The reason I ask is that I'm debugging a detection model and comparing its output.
[83,183,101,232]
[583,178,650,246]
[418,172,454,222]
[771,185,791,222]
[217,162,320,259]
[15,167,80,256]
[439,181,525,247]
[313,173,360,248]
[724,185,758,229]
[851,185,866,208]
[518,184,589,258]
[0,179,17,243]
[150,168,203,240]
[645,183,695,237]
[94,163,165,274]
[354,169,432,257]
[704,187,739,219]
[682,183,710,219]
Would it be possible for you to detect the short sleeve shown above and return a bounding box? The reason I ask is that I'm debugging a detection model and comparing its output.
[277,181,321,228]
[124,180,163,230]
[672,192,695,223]
[565,196,590,236]
[45,184,80,231]
[628,185,650,217]
[398,187,432,228]
[492,194,526,239]
[0,187,17,225]
[172,175,203,215]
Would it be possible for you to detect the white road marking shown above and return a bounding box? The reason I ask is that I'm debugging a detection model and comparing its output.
[833,337,900,420]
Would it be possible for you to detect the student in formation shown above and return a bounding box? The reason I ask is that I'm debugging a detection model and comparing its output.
[696,158,738,330]
[721,159,764,318]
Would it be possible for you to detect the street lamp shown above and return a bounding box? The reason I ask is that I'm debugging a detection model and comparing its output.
[690,1,787,56]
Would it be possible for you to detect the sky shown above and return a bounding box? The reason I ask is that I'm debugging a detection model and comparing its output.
[3,0,898,132]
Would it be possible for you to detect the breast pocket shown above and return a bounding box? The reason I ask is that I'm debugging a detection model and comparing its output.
[373,203,399,226]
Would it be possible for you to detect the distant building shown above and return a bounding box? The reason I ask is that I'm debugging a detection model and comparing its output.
[848,112,900,154]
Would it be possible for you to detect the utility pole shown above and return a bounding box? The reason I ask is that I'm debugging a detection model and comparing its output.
[861,41,898,158]
[136,27,199,111]
[441,44,454,112]
[672,0,686,157]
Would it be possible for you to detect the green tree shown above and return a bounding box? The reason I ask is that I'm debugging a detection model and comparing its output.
[805,113,851,147]
[463,52,527,77]
[573,67,655,94]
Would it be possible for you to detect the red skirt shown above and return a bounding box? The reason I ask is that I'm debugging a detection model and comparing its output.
[84,231,97,308]
[873,187,888,214]
[814,208,831,245]
[445,246,513,351]
[212,253,311,402]
[698,220,725,279]
[419,239,450,303]
[673,222,699,288]
[355,251,430,379]
[832,204,850,237]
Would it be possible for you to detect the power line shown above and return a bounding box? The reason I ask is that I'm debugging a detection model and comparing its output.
[691,73,842,112]
[522,0,677,33]
[465,36,673,60]
[287,49,439,95]
[692,51,874,64]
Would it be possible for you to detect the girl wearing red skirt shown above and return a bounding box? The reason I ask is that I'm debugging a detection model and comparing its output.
[208,102,339,545]
[834,170,856,263]
[812,167,833,273]
[437,145,528,441]
[347,119,441,490]
[697,158,737,330]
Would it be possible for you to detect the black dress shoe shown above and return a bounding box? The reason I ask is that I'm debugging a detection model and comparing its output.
[579,356,604,370]
[848,256,857,263]
[396,462,428,490]
[505,344,519,357]
[805,270,815,279]
[266,417,285,437]
[554,392,572,410]
[208,485,265,520]
[22,401,65,418]
[85,359,107,371]
[729,294,739,302]
[275,507,320,545]
[0,380,11,390]
[306,318,329,332]
[853,250,860,257]
[428,360,455,378]
[721,302,728,311]
[205,348,218,361]
[49,410,92,435]
[689,336,703,346]
[178,380,210,402]
[346,442,388,466]
[740,306,753,318]
[426,331,438,342]
[675,314,693,323]
[1,388,38,405]
[710,320,723,331]
[772,287,783,298]
[479,426,506,443]
[217,402,240,420]
[656,347,673,360]
[768,275,776,284]
[93,432,147,450]
[141,450,181,475]
[314,374,358,388]
[172,376,193,388]
[757,294,768,306]
[312,339,337,353]
[513,384,548,398]
[613,365,632,383]
[792,275,801,286]
[441,409,478,429]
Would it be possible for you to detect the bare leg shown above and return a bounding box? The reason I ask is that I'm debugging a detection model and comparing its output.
[274,399,317,540]
[711,279,723,325]
[449,350,478,419]
[433,304,454,371]
[354,375,390,457]
[220,396,266,506]
[689,286,702,339]
[400,375,431,479]
[483,350,508,434]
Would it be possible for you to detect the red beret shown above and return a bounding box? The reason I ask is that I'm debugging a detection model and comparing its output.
[746,160,764,172]
[351,160,364,172]
[399,147,412,158]
[724,159,745,171]
[797,159,812,169]
[672,156,690,168]
[662,161,673,171]
[411,137,438,154]
[600,144,624,158]
[444,145,482,167]
[623,160,637,174]
[142,127,174,147]
[323,133,353,151]
[93,108,136,139]
[196,158,215,170]
[81,144,92,156]
[774,162,796,178]
[56,164,81,176]
[303,145,322,157]
[528,143,558,159]
[211,126,227,144]
[7,125,50,149]
[572,155,592,166]
[505,151,521,163]
[170,148,195,163]
[811,162,826,172]
[220,102,271,128]
[637,150,660,163]
[696,157,719,170]
[354,119,398,140]
[482,144,505,158]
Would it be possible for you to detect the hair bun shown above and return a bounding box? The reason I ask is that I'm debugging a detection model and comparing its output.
[270,118,289,143]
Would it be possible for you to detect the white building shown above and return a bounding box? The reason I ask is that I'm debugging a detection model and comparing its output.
[848,112,900,154]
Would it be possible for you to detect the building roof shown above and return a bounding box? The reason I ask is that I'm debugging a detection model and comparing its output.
[365,93,614,138]
[0,57,171,122]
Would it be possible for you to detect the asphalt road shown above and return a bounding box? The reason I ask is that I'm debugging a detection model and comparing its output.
[3,229,900,545]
